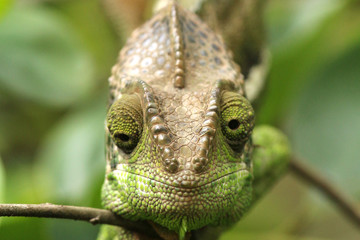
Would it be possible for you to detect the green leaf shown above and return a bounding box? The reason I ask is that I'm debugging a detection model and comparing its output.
[289,43,360,194]
[56,0,118,77]
[0,0,13,19]
[34,95,106,204]
[0,6,95,107]
[258,0,358,124]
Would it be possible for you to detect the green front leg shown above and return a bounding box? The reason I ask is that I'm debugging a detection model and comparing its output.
[251,125,291,202]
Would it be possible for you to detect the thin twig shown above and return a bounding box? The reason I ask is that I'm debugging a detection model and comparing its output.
[0,203,158,237]
[290,157,360,228]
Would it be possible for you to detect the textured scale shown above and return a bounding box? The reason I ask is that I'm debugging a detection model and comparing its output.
[110,3,243,92]
[100,1,290,240]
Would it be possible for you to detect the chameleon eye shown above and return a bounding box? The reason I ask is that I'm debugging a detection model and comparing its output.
[220,91,255,151]
[106,94,143,154]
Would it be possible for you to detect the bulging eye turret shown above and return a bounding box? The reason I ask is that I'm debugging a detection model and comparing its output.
[220,91,255,152]
[107,94,143,154]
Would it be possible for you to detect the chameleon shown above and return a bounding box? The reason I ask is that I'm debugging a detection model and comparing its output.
[98,1,290,239]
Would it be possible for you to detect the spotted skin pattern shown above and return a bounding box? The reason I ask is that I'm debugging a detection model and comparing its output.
[99,2,290,240]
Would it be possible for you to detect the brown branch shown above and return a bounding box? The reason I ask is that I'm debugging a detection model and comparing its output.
[290,157,360,228]
[0,203,158,237]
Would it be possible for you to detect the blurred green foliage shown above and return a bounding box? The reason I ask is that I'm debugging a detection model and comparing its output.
[0,0,359,239]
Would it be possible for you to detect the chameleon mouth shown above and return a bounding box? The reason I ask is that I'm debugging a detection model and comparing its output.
[111,167,250,192]
[114,163,249,189]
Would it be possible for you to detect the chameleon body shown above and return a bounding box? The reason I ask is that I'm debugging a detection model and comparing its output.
[99,1,290,240]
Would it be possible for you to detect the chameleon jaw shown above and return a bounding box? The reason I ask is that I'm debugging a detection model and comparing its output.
[102,166,252,234]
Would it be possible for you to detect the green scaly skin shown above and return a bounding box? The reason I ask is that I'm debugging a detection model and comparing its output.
[98,1,290,240]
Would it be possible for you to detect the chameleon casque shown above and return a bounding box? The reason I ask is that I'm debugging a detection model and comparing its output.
[99,1,290,239]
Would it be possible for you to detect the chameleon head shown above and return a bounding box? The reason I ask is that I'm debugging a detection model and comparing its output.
[101,2,255,235]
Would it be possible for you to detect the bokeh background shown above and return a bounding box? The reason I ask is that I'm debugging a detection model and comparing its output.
[0,0,359,239]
